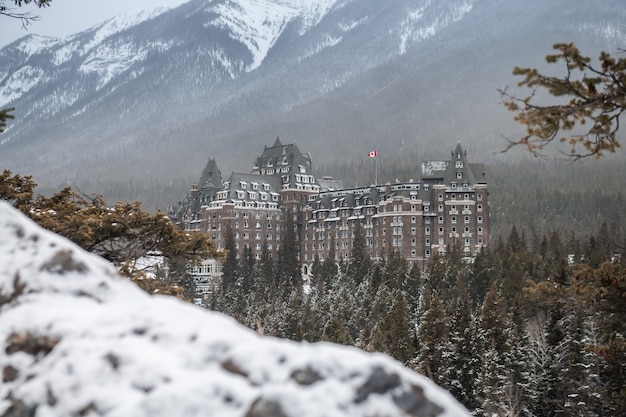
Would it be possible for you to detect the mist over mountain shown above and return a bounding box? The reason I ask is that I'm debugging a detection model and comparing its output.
[0,0,624,207]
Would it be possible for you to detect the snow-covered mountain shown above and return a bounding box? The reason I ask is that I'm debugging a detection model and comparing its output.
[0,0,624,203]
[0,200,470,417]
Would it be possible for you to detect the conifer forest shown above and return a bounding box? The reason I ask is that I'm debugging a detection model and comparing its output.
[205,219,625,417]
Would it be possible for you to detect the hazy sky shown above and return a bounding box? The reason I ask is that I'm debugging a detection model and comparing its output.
[0,0,191,47]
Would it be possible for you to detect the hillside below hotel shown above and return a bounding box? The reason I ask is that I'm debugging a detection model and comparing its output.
[170,138,490,280]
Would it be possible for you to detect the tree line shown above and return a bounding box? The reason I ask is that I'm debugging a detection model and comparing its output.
[206,220,625,417]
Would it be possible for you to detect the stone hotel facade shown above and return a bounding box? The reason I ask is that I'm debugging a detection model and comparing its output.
[170,138,490,280]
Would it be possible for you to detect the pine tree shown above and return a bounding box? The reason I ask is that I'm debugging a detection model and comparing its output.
[416,293,450,385]
[277,207,300,295]
[370,289,413,364]
[0,107,14,134]
[442,292,479,412]
[240,244,255,295]
[347,219,371,285]
[475,284,514,416]
[321,314,353,345]
[221,223,239,293]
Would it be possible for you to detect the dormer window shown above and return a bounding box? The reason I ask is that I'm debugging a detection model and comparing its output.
[456,161,463,168]
[457,172,463,179]
[240,181,247,189]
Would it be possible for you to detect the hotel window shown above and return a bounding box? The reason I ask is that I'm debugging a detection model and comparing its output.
[438,194,443,201]
[464,216,470,223]
[478,216,483,223]
[451,216,457,224]
[438,216,444,224]
[477,204,483,212]
[477,193,483,201]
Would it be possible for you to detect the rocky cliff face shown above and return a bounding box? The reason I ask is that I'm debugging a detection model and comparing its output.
[0,201,469,417]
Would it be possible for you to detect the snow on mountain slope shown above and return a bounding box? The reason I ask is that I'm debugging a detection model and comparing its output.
[0,201,470,417]
[202,0,338,70]
[82,8,170,53]
[0,65,46,105]
[398,0,474,55]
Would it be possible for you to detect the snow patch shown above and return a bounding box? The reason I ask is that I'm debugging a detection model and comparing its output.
[0,65,46,107]
[338,17,368,32]
[398,0,474,55]
[300,34,343,61]
[202,0,338,71]
[81,8,169,54]
[13,34,60,57]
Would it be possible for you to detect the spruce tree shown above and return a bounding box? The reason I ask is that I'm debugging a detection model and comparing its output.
[416,293,450,385]
[443,292,479,412]
[277,207,300,294]
[221,223,239,293]
[347,219,371,285]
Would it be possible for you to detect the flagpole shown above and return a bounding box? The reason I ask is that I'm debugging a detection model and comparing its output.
[375,149,378,185]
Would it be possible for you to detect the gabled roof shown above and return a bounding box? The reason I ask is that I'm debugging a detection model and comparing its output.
[222,172,282,203]
[421,142,486,187]
[199,158,223,190]
[251,138,318,190]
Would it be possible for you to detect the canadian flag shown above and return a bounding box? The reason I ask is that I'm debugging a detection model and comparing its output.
[368,150,377,158]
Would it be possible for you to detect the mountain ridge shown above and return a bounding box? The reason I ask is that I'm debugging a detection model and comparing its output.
[0,0,624,207]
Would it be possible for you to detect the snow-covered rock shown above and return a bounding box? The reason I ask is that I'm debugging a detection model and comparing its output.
[0,201,470,417]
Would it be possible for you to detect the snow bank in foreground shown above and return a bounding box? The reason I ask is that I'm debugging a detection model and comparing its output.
[0,201,469,417]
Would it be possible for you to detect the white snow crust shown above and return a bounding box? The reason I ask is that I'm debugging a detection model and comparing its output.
[203,0,338,71]
[0,201,470,417]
